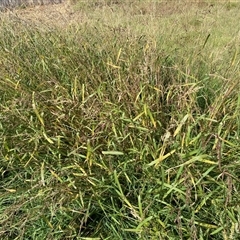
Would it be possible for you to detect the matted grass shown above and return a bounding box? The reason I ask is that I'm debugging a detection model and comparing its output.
[0,1,240,239]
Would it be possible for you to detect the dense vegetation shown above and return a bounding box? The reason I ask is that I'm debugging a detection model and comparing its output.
[1,1,240,239]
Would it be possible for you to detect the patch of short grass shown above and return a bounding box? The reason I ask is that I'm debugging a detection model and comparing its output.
[0,1,240,239]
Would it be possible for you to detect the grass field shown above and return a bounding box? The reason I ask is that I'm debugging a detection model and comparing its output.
[1,1,240,239]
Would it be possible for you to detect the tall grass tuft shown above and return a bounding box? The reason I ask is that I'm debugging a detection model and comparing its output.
[1,1,240,239]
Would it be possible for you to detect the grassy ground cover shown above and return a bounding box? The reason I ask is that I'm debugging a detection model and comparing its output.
[1,1,240,239]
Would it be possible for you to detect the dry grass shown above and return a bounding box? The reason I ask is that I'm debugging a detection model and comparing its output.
[2,1,219,26]
[2,2,80,26]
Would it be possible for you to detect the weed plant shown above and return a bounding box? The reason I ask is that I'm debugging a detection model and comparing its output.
[0,1,240,239]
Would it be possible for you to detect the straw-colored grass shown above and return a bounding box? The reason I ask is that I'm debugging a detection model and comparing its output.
[1,1,240,239]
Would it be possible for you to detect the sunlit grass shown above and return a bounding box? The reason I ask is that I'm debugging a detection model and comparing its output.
[0,1,240,239]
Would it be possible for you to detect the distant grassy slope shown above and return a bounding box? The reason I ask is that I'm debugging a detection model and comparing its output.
[0,0,63,11]
[0,1,240,239]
